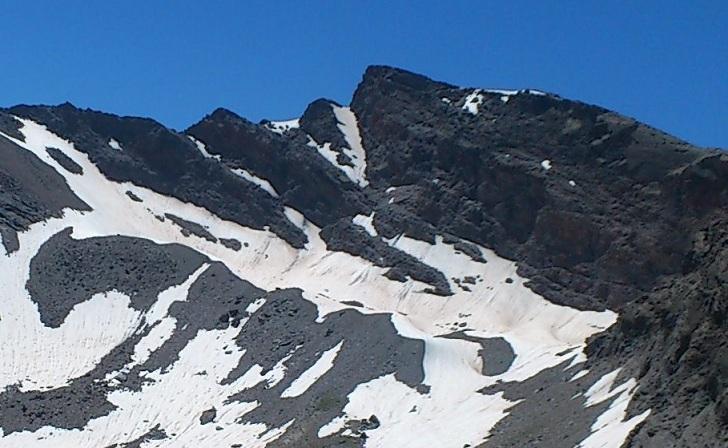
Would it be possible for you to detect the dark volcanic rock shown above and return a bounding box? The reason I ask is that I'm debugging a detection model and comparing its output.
[27,229,207,327]
[0,134,90,254]
[199,408,217,425]
[350,65,708,311]
[0,382,116,436]
[46,147,83,174]
[164,213,217,242]
[6,103,307,248]
[222,288,425,447]
[320,218,451,295]
[125,190,143,202]
[440,332,515,376]
[0,316,150,435]
[477,360,616,448]
[299,98,354,166]
[0,111,24,141]
[219,237,242,251]
[105,425,168,448]
[349,65,727,445]
[186,108,370,229]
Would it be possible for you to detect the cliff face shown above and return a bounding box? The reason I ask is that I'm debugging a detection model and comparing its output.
[0,66,724,447]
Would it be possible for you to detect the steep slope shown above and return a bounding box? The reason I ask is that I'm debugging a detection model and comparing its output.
[0,66,724,447]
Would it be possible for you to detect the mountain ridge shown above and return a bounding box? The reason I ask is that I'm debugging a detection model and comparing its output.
[0,65,725,447]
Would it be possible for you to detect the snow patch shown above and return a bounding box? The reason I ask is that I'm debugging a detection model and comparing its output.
[570,369,590,382]
[352,213,377,237]
[265,119,300,135]
[303,105,369,188]
[462,90,484,114]
[230,168,280,198]
[108,139,122,150]
[188,135,221,161]
[281,341,343,398]
[578,368,651,448]
[332,105,368,187]
[541,159,552,170]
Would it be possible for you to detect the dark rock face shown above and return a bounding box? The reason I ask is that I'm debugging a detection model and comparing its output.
[1,65,726,446]
[164,213,217,242]
[320,219,452,295]
[347,66,726,445]
[187,108,369,230]
[104,425,168,448]
[477,360,615,448]
[0,134,90,254]
[27,229,207,327]
[5,236,426,444]
[299,98,354,166]
[0,382,116,436]
[350,66,706,311]
[588,218,728,448]
[0,111,24,141]
[199,408,217,425]
[0,320,148,435]
[6,104,307,248]
[440,332,515,376]
[46,147,83,175]
[223,288,426,448]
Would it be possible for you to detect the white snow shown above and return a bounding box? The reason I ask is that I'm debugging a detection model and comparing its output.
[127,264,210,369]
[483,88,520,96]
[0,117,646,448]
[352,213,377,237]
[281,341,343,398]
[541,159,552,170]
[462,90,484,114]
[578,368,651,448]
[108,139,122,150]
[463,88,548,106]
[307,134,368,188]
[485,89,518,104]
[265,118,300,135]
[570,369,590,382]
[230,168,280,198]
[464,88,534,110]
[190,135,281,198]
[332,105,368,187]
[188,135,221,161]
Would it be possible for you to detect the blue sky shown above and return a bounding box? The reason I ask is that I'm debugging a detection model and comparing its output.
[1,1,726,147]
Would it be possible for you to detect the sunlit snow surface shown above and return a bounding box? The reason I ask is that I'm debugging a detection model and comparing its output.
[306,105,369,187]
[188,135,221,161]
[264,118,300,135]
[0,119,648,447]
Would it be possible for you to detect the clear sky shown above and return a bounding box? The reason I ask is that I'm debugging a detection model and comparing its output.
[2,1,726,148]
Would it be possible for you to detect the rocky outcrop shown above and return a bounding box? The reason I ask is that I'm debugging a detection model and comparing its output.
[0,130,90,254]
[7,104,307,248]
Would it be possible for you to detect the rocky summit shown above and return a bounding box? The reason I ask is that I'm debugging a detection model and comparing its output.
[0,66,725,448]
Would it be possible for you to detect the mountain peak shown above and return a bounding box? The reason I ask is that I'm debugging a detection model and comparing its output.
[357,64,454,94]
